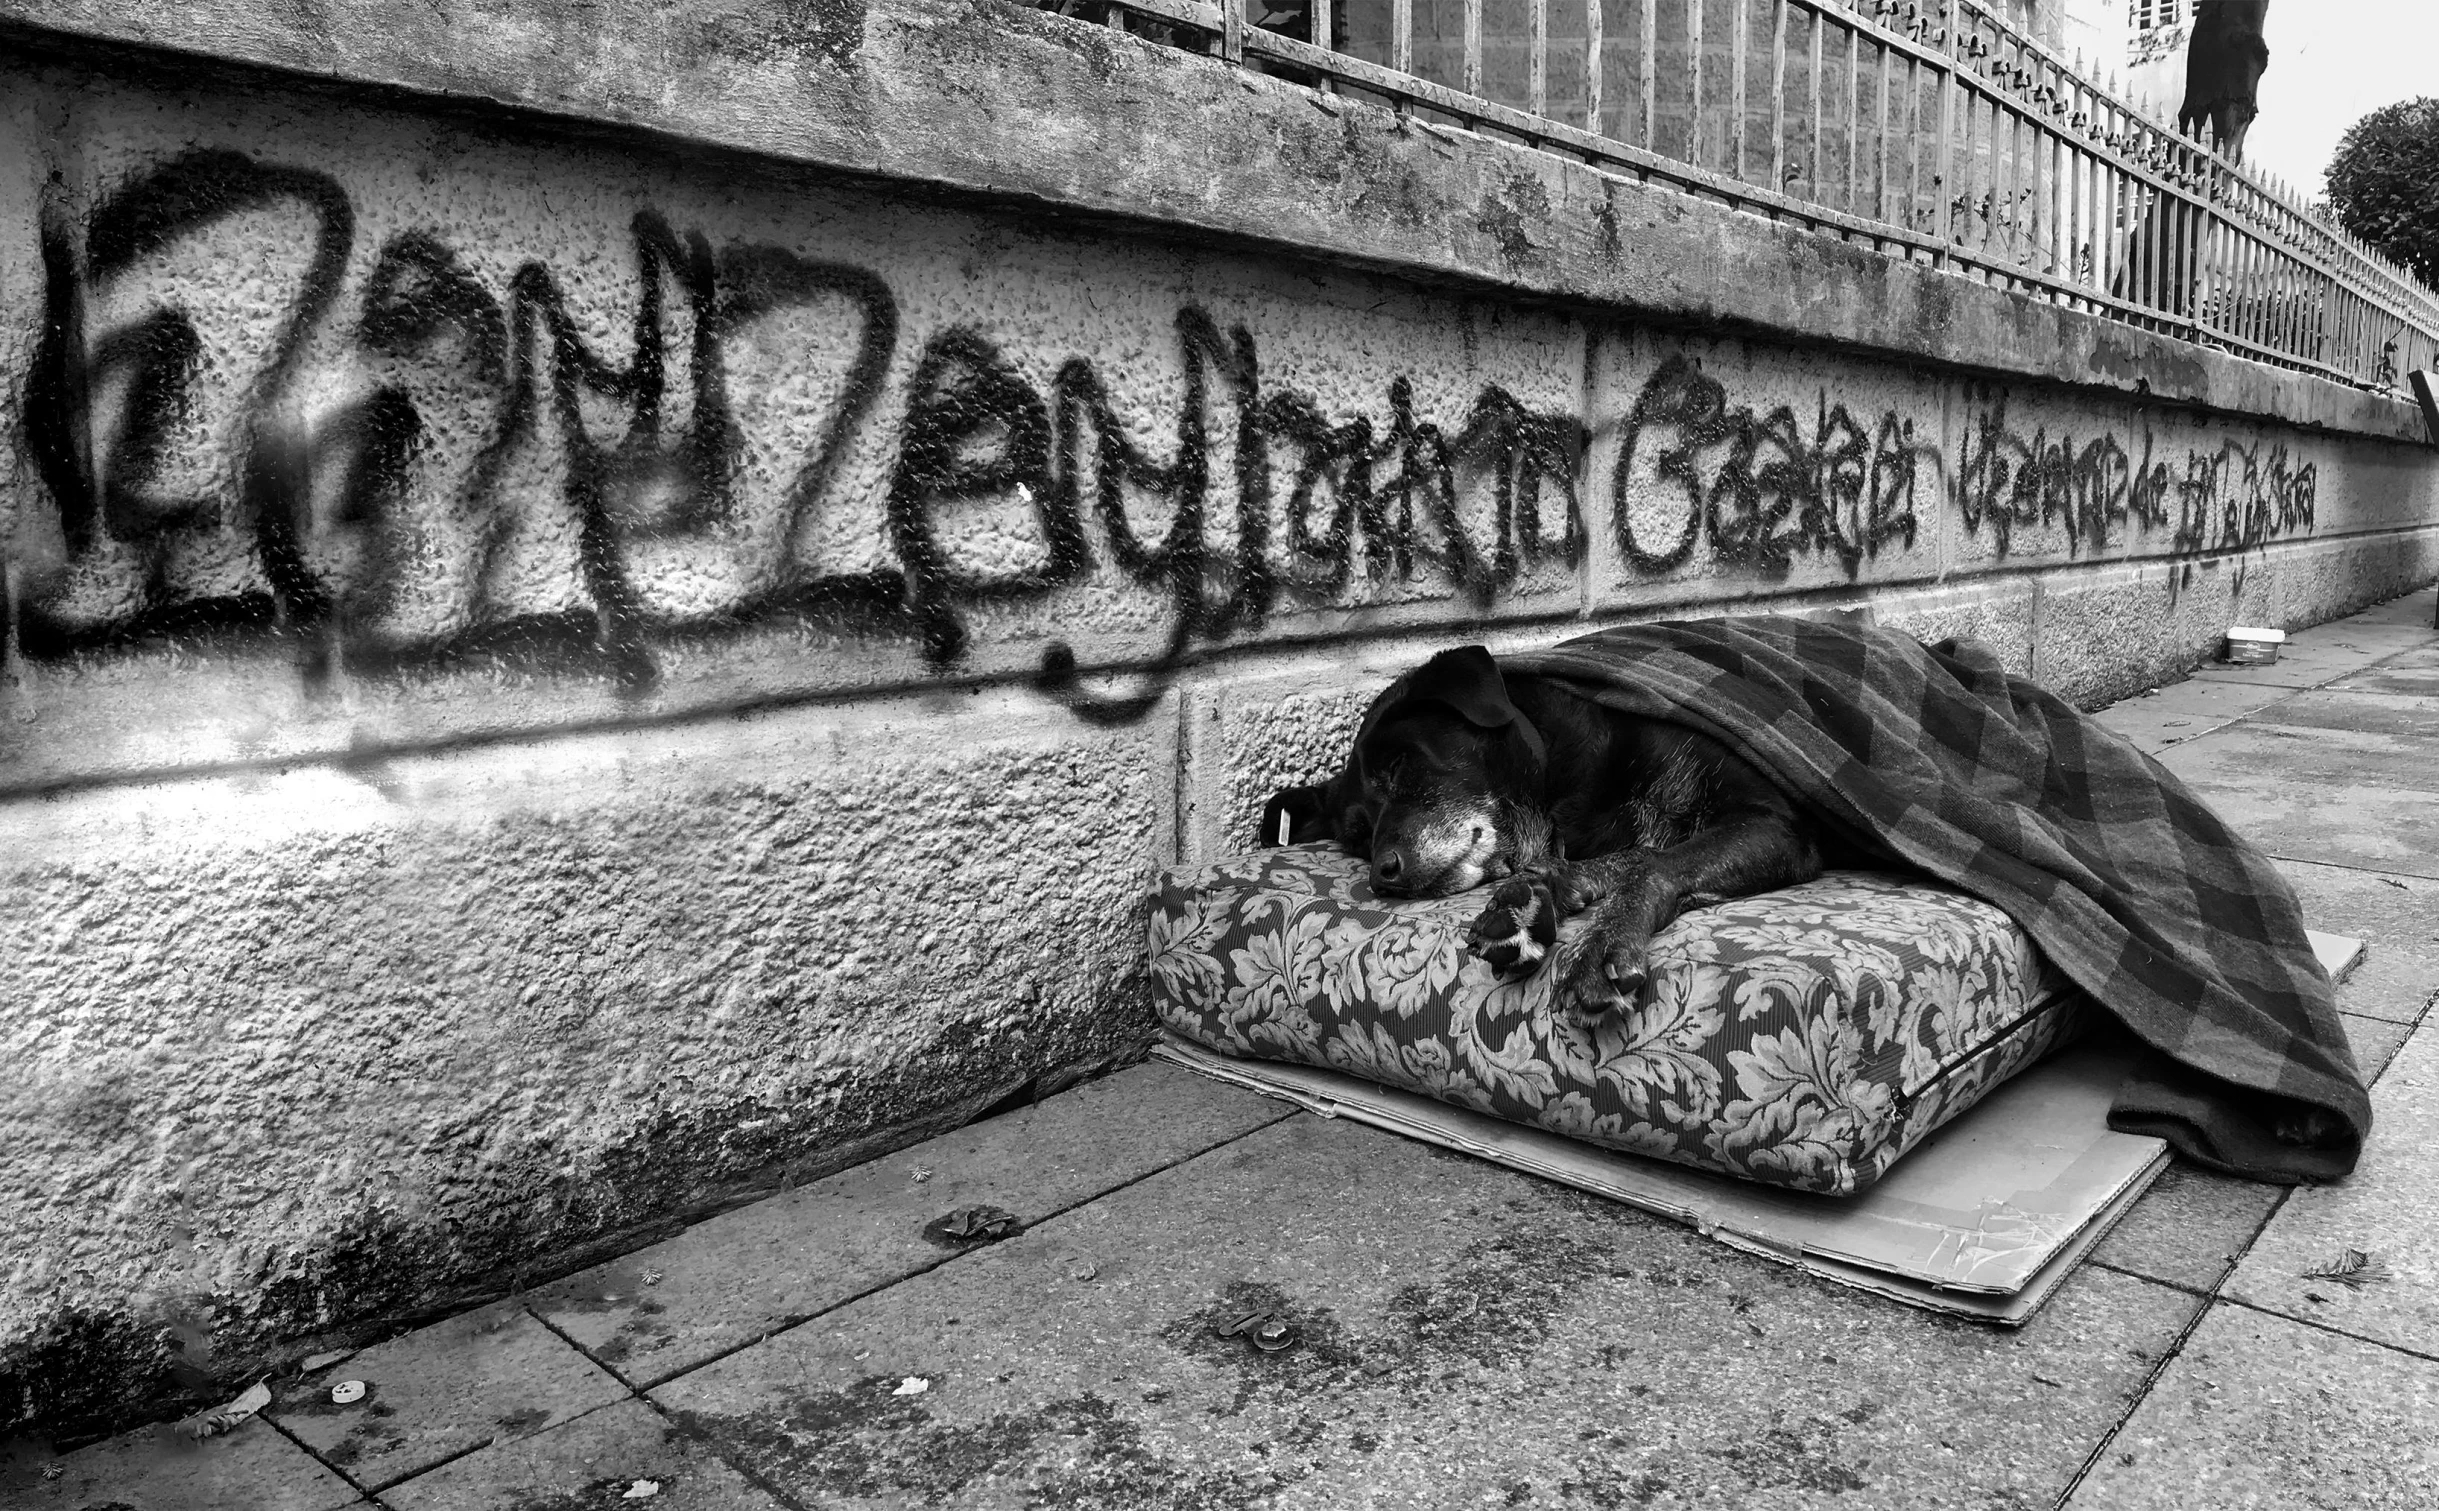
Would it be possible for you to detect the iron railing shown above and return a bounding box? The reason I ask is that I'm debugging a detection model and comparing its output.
[1036,0,2439,390]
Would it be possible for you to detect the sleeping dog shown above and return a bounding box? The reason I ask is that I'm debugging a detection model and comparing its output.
[1260,645,1849,1022]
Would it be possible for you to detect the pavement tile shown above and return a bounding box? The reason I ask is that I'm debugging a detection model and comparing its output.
[2223,1014,2439,1359]
[2333,588,2439,631]
[270,1300,629,1492]
[2188,626,2435,690]
[2277,860,2439,1027]
[2062,1303,2439,1510]
[2090,1018,2402,1297]
[2344,1013,2417,1083]
[0,1418,362,1511]
[2090,677,2302,753]
[655,1113,2202,1511]
[2151,722,2439,879]
[382,1399,784,1510]
[2092,1160,2286,1295]
[531,1063,1294,1388]
[2246,688,2439,740]
[2328,643,2439,699]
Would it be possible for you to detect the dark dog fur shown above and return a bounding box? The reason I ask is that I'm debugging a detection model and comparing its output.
[1261,645,1846,1022]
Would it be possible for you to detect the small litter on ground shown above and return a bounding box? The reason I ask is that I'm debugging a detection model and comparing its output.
[178,1380,271,1440]
[2300,1248,2389,1288]
[922,1205,1021,1245]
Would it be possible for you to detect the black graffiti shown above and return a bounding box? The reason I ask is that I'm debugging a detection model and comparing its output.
[26,151,352,659]
[1613,356,1927,578]
[1609,360,2318,578]
[11,150,1583,716]
[1953,390,2315,562]
[11,151,2326,720]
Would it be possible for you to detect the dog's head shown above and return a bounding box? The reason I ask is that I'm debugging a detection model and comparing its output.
[1260,646,1552,898]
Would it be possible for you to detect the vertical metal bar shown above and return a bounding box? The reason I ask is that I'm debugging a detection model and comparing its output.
[1310,0,1331,60]
[2142,130,2162,320]
[1222,0,1244,63]
[1393,0,1412,75]
[1845,19,1861,217]
[1730,0,1747,181]
[2245,233,2264,347]
[1934,9,1952,255]
[2005,93,2022,274]
[2104,109,2123,300]
[2043,65,2059,275]
[1873,32,1889,228]
[1905,48,1922,238]
[1464,0,1482,95]
[1807,5,1823,204]
[2092,98,2110,298]
[1586,0,1604,132]
[1641,0,1657,147]
[1530,0,1549,117]
[1770,0,1785,193]
[1689,0,1706,167]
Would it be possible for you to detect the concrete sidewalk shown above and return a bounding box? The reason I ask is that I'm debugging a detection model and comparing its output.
[12,590,2439,1511]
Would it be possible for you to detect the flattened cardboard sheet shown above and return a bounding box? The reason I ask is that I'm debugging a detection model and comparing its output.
[2306,930,2366,983]
[1154,1035,2170,1326]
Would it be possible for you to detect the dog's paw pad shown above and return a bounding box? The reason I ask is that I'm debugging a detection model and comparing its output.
[1465,876,1558,981]
[1553,936,1648,1026]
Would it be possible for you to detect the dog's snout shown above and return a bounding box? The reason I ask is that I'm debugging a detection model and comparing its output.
[1373,844,1411,889]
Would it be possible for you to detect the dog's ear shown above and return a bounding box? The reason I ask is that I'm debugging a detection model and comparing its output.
[1259,783,1334,847]
[1395,645,1522,731]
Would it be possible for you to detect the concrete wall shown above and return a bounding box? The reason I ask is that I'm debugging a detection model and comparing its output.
[2,0,2434,1433]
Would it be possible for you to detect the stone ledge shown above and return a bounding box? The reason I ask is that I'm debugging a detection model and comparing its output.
[0,0,2425,446]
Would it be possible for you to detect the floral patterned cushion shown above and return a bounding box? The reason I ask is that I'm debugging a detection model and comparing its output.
[1148,847,2089,1196]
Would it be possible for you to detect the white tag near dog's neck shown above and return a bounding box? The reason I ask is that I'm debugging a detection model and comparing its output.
[1277,809,1293,847]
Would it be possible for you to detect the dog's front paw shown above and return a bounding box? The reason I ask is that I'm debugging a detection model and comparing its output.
[1464,874,1560,982]
[1552,926,1651,1027]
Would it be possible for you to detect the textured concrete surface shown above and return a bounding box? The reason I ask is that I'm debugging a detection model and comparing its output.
[0,1416,363,1511]
[0,689,1172,1430]
[2276,860,2439,1026]
[2155,721,2439,880]
[529,1063,1294,1385]
[381,1399,785,1511]
[2063,1304,2439,1510]
[269,1300,627,1491]
[2331,641,2439,698]
[2091,1161,2285,1295]
[654,1114,2203,1510]
[2223,1014,2439,1361]
[2091,674,2304,754]
[3,0,2437,1449]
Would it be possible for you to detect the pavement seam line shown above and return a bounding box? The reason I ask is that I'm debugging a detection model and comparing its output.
[552,1106,1301,1506]
[2264,852,2439,887]
[2082,1258,2213,1299]
[2048,1181,2297,1511]
[256,1410,390,1509]
[518,1293,815,1511]
[2056,912,2439,1502]
[2214,1294,2439,1368]
[635,1391,821,1511]
[574,1100,1301,1397]
[262,1402,382,1501]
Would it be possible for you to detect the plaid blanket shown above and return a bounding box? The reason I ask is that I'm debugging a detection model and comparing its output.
[1504,616,2369,1184]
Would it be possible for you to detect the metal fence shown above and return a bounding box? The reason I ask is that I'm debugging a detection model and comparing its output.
[1038,0,2439,390]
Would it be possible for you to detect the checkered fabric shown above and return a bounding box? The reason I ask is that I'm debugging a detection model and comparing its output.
[1503,615,2369,1183]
